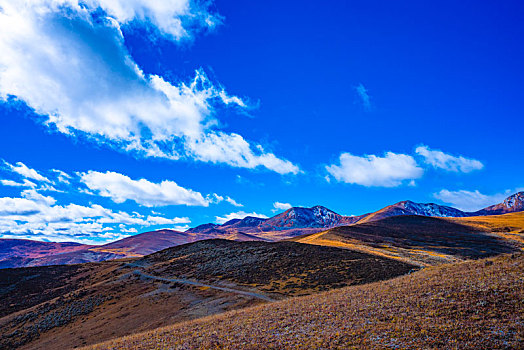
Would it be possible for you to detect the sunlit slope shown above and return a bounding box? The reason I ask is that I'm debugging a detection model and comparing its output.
[85,253,524,350]
[449,211,524,244]
[293,215,520,266]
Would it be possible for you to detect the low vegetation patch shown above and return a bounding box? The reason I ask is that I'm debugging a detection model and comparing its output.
[142,239,416,295]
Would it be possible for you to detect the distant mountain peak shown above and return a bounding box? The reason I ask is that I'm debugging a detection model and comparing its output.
[236,216,268,226]
[311,205,331,211]
[261,205,344,230]
[185,223,219,233]
[393,200,467,217]
[475,191,524,215]
[285,205,337,214]
[355,200,469,224]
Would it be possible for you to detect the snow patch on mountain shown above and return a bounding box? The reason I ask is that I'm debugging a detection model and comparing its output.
[502,192,524,209]
[396,201,468,217]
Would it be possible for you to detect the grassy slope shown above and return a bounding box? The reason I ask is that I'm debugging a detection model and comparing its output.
[85,253,524,350]
[0,258,261,350]
[140,240,416,296]
[293,214,523,266]
[0,240,414,349]
[449,211,524,244]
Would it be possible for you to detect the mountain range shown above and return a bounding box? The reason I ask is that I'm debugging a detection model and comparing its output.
[1,191,523,268]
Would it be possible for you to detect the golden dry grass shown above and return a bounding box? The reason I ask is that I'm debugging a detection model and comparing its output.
[294,214,522,266]
[295,233,436,266]
[87,247,143,257]
[84,253,524,350]
[448,211,524,245]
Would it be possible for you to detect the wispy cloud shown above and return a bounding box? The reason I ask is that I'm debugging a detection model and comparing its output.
[326,151,423,187]
[0,1,299,175]
[208,193,243,207]
[0,179,37,188]
[51,169,72,184]
[355,83,371,110]
[416,145,483,173]
[3,161,51,183]
[225,197,243,207]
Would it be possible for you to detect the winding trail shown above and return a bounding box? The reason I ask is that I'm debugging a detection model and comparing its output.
[132,270,275,302]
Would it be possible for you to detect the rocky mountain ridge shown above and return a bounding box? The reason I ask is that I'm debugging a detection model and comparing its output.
[2,192,523,268]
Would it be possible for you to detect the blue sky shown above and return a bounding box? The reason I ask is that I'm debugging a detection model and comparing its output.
[0,0,522,243]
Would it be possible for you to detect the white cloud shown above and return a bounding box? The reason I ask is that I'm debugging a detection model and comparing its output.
[225,197,243,207]
[20,189,56,206]
[355,83,371,110]
[4,161,51,183]
[273,201,292,212]
[146,215,190,225]
[185,132,300,175]
[208,193,243,207]
[118,224,138,234]
[0,189,190,243]
[415,145,483,173]
[326,152,423,187]
[84,0,222,40]
[0,1,298,174]
[433,189,510,212]
[0,179,37,188]
[80,170,209,207]
[0,161,199,243]
[215,211,268,225]
[52,169,72,184]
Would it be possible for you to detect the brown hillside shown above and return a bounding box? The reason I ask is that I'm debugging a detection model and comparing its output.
[141,240,415,296]
[85,253,524,350]
[0,240,414,350]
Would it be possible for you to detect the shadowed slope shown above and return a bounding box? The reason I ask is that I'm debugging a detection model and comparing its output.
[294,215,520,266]
[141,239,415,296]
